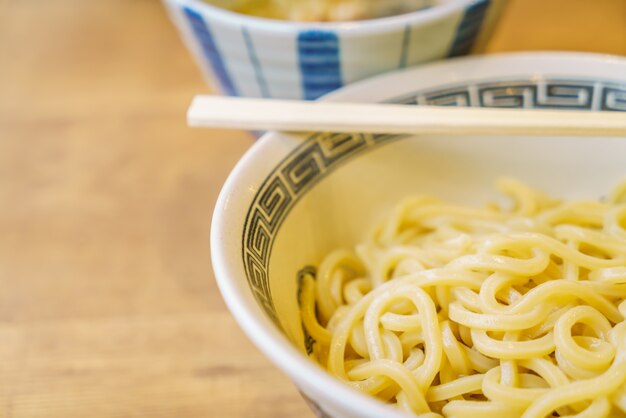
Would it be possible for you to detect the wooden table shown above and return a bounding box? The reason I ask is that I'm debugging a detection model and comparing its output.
[0,1,624,417]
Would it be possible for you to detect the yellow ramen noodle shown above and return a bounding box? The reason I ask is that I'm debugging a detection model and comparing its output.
[300,178,626,417]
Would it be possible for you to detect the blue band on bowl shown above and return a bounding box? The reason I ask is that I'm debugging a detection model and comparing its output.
[298,31,343,100]
[183,6,239,96]
[448,0,490,57]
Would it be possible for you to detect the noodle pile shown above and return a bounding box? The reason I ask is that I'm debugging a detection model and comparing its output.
[299,179,626,417]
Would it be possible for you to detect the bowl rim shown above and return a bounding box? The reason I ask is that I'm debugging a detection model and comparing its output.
[210,51,626,417]
[210,135,408,418]
[168,0,485,33]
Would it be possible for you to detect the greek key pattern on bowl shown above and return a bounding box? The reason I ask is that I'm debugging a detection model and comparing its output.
[393,79,626,111]
[242,132,399,325]
[241,78,626,326]
[299,389,334,418]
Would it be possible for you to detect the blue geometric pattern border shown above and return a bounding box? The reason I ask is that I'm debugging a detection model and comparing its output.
[298,389,333,418]
[241,78,626,326]
[392,79,626,111]
[241,132,399,326]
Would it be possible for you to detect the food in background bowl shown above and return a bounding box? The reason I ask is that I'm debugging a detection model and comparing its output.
[229,0,436,21]
[301,178,626,417]
[210,53,626,418]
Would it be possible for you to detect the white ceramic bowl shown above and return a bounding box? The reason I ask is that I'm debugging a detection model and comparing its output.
[211,52,626,418]
[164,0,506,100]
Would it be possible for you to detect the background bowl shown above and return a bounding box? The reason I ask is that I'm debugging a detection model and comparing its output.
[211,52,626,418]
[163,0,506,100]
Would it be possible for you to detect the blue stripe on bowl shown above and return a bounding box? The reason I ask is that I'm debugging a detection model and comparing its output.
[448,0,490,57]
[398,24,412,70]
[298,31,343,100]
[242,27,271,98]
[183,7,239,96]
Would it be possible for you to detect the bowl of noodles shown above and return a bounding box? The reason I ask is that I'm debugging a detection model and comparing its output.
[163,0,506,100]
[211,52,626,418]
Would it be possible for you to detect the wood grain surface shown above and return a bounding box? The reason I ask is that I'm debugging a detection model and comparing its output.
[0,1,624,417]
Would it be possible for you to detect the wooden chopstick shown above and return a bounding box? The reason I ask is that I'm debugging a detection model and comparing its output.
[187,95,626,137]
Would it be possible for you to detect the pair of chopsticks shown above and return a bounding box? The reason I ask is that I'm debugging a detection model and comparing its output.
[187,96,626,137]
